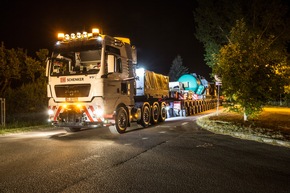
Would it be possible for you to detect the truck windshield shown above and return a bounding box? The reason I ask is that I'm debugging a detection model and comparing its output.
[50,50,102,76]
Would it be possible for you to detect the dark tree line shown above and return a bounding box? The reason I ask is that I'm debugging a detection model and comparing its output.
[0,42,49,124]
[168,55,189,81]
[194,0,290,119]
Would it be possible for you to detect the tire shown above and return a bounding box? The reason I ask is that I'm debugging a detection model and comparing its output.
[158,102,167,122]
[188,105,192,116]
[185,106,189,116]
[151,102,160,124]
[110,107,128,134]
[140,104,151,128]
[65,127,81,132]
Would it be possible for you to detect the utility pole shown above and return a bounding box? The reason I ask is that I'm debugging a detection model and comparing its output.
[216,83,221,115]
[0,98,5,127]
[214,74,222,116]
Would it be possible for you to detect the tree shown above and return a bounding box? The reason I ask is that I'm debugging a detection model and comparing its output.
[193,0,244,69]
[0,43,49,97]
[34,49,49,83]
[194,0,290,120]
[214,19,289,120]
[0,42,21,96]
[193,0,290,70]
[168,55,189,81]
[0,45,49,123]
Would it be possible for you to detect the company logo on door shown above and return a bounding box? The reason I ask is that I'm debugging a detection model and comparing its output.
[60,77,66,83]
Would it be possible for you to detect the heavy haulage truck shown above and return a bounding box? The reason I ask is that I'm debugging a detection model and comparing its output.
[46,28,217,134]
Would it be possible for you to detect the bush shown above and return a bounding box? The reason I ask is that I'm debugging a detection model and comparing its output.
[4,82,47,125]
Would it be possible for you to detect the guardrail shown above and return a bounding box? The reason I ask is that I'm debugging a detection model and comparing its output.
[0,98,5,127]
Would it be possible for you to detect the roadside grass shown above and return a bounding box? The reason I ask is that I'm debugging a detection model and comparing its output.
[0,112,52,135]
[198,106,290,143]
[0,124,52,135]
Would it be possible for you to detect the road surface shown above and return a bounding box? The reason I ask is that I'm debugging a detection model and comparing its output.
[0,114,289,193]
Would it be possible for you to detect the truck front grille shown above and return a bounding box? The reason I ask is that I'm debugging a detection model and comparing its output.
[55,84,91,97]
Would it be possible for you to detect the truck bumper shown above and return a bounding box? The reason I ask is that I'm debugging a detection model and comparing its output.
[51,121,103,128]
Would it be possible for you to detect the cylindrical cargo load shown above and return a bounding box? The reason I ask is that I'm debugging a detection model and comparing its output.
[177,74,200,93]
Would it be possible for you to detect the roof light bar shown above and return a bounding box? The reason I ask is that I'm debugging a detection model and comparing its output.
[57,28,101,42]
[57,33,65,41]
[92,28,100,35]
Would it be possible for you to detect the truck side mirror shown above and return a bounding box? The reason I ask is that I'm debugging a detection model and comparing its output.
[45,58,50,77]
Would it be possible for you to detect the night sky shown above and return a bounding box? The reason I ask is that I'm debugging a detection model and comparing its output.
[0,0,212,80]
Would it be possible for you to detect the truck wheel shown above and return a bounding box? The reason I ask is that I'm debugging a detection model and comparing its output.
[65,127,81,132]
[110,107,128,134]
[141,104,151,128]
[151,102,159,124]
[158,102,167,122]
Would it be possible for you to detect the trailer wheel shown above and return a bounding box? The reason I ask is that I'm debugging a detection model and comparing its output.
[158,102,167,122]
[140,104,151,128]
[109,107,128,134]
[151,102,159,124]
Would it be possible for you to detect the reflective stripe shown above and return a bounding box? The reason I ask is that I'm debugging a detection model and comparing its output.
[88,105,95,114]
[84,108,94,122]
[54,106,62,121]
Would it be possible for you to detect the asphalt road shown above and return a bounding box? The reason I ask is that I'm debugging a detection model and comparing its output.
[0,114,289,193]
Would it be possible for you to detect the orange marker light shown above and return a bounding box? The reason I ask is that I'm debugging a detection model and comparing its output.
[57,33,65,41]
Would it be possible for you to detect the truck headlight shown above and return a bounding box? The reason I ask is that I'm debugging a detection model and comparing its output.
[94,109,104,117]
[48,109,54,115]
